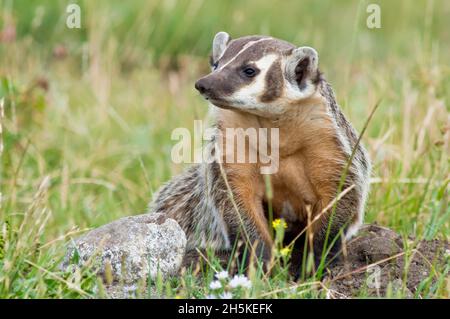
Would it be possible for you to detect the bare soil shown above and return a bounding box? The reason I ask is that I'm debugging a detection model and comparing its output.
[324,224,449,298]
[180,223,449,299]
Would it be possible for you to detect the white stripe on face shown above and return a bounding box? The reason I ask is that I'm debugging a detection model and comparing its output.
[216,38,273,72]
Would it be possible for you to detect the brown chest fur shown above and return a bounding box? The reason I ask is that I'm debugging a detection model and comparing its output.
[216,92,346,240]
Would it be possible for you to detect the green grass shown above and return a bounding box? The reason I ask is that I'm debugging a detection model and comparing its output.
[0,0,449,298]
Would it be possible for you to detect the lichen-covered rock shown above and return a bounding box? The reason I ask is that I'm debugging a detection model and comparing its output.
[61,213,186,285]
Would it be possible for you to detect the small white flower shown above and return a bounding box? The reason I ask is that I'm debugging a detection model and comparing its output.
[220,292,233,299]
[229,274,252,289]
[215,270,229,280]
[209,280,222,290]
[205,294,216,299]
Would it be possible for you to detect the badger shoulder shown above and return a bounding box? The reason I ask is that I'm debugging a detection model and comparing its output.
[318,79,370,173]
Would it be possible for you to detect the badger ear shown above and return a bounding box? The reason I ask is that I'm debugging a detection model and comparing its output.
[285,46,319,89]
[212,31,231,64]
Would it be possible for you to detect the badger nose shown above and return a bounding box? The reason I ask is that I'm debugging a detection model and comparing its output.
[195,78,211,95]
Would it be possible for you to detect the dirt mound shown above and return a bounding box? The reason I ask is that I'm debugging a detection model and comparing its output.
[180,224,448,298]
[324,224,449,298]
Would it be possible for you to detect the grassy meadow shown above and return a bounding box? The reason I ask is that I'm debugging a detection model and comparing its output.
[0,0,449,298]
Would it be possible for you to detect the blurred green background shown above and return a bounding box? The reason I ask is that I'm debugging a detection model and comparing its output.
[3,0,450,63]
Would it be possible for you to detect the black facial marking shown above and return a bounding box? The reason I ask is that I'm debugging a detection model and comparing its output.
[200,36,295,102]
[260,59,282,103]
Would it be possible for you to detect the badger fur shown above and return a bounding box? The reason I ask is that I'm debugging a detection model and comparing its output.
[149,32,371,274]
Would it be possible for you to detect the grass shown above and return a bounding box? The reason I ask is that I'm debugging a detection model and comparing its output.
[0,0,449,298]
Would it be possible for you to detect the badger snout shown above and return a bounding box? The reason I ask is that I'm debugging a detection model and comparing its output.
[194,78,213,98]
[195,74,233,107]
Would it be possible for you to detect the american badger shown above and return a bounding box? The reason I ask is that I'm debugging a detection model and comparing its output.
[149,32,370,272]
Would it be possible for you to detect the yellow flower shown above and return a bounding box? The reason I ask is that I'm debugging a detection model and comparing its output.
[280,246,291,257]
[272,218,287,229]
[272,219,280,228]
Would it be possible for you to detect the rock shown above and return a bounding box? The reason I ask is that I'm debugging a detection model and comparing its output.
[61,213,187,285]
[103,283,159,299]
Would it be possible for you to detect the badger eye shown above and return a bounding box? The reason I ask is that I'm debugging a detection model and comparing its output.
[212,61,219,70]
[243,67,256,77]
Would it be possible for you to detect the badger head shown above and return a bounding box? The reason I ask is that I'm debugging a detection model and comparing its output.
[195,32,322,117]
